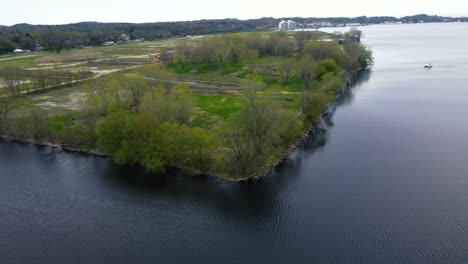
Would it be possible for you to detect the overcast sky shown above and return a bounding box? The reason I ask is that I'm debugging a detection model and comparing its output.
[2,0,468,25]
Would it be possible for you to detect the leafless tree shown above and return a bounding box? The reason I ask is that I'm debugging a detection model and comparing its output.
[278,59,295,84]
[294,31,315,53]
[158,47,173,65]
[31,109,48,139]
[123,74,145,112]
[0,98,10,131]
[1,67,23,96]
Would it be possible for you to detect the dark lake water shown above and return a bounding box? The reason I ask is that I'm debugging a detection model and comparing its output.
[1,23,468,264]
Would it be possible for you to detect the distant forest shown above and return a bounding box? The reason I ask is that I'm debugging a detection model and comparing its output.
[1,14,467,54]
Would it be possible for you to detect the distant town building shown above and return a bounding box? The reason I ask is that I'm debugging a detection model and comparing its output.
[279,20,296,31]
[34,44,45,52]
[345,23,361,27]
[287,20,296,30]
[120,33,130,42]
[279,20,287,31]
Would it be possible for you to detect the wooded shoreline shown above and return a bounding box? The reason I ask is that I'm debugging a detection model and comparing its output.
[1,30,372,180]
[0,72,360,182]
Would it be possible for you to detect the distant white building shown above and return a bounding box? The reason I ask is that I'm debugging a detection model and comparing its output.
[279,20,296,31]
[287,20,296,30]
[34,44,45,52]
[345,23,361,27]
[279,20,287,31]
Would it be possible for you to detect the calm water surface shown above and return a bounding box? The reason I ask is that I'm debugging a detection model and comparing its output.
[1,23,467,263]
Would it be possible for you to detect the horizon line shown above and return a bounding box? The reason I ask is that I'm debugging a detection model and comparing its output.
[2,13,468,27]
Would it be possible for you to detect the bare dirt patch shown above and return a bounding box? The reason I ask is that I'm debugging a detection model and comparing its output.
[33,91,87,111]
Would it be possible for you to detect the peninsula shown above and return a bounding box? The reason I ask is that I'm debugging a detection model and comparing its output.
[0,28,372,180]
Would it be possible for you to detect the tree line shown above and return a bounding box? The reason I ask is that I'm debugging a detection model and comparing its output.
[0,67,92,133]
[1,14,466,54]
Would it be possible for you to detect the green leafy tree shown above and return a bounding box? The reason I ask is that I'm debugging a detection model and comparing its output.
[358,45,374,68]
[303,92,332,120]
[96,111,155,164]
[0,36,15,54]
[315,59,341,80]
[40,31,68,53]
[320,72,343,93]
[149,122,215,172]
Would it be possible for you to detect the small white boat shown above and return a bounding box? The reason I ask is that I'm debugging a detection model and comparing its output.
[424,63,433,68]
